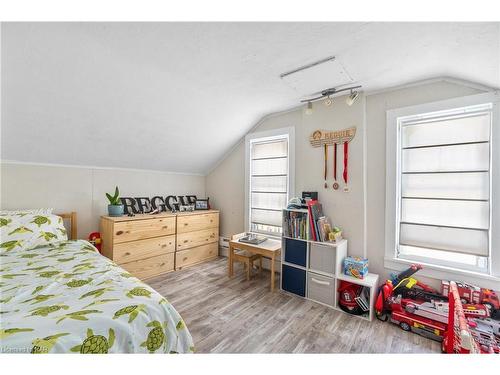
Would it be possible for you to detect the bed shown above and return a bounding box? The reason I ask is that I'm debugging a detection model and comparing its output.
[0,211,194,354]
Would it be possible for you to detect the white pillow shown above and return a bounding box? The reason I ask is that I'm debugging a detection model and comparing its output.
[0,212,67,252]
[0,208,54,215]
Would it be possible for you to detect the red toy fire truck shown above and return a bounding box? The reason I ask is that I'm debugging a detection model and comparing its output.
[390,298,448,341]
[375,264,446,322]
[442,281,500,354]
[375,265,492,343]
[441,280,499,318]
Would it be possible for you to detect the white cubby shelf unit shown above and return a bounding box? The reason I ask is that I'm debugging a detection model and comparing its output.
[280,208,379,321]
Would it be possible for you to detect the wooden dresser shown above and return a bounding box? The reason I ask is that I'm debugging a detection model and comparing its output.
[175,210,219,270]
[100,210,219,279]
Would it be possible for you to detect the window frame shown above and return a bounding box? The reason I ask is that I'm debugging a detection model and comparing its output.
[385,91,500,289]
[245,127,295,238]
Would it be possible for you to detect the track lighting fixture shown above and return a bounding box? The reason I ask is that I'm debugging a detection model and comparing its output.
[346,90,359,106]
[301,85,361,107]
[305,101,313,115]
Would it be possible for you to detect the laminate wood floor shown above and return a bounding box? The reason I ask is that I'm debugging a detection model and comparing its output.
[148,257,441,353]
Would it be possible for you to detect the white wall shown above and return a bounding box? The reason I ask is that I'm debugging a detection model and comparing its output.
[0,162,206,239]
[1,78,488,286]
[206,79,486,285]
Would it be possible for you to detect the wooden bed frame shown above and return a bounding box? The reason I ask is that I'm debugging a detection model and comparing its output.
[55,212,78,240]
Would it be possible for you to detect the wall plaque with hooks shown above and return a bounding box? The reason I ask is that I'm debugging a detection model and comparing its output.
[310,126,356,192]
[309,126,356,147]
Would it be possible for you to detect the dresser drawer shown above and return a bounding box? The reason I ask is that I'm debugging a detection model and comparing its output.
[307,272,335,307]
[113,217,176,243]
[177,212,219,233]
[175,242,218,270]
[176,228,218,250]
[113,235,175,264]
[120,253,174,280]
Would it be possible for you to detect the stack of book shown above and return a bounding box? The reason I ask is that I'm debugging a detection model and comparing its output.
[283,200,342,242]
[307,200,341,242]
[282,210,309,240]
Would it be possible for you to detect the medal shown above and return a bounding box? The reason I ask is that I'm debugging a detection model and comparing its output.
[333,142,338,190]
[343,141,349,192]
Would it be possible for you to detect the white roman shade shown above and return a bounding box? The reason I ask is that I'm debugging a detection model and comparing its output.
[397,105,492,268]
[249,138,289,235]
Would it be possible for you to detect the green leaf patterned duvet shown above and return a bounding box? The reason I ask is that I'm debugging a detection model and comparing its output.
[0,240,194,353]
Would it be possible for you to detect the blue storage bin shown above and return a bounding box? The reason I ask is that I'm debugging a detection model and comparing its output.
[284,238,307,267]
[281,264,306,297]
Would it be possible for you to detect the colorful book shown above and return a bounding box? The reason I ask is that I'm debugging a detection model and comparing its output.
[306,200,317,241]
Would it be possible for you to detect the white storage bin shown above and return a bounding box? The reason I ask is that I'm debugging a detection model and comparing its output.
[307,272,335,307]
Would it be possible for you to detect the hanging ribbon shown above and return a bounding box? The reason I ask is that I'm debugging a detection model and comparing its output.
[343,141,348,184]
[333,142,337,181]
[324,144,328,188]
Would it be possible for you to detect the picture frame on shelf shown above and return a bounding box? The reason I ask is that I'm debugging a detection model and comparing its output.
[195,198,210,210]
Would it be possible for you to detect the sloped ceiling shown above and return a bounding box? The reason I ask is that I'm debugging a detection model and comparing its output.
[1,22,499,174]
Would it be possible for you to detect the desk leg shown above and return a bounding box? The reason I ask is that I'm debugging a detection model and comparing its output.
[271,253,275,292]
[228,243,234,277]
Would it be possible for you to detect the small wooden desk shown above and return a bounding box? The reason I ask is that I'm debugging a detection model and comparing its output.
[228,235,281,291]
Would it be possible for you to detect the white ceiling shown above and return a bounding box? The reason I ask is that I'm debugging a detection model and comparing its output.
[2,22,499,174]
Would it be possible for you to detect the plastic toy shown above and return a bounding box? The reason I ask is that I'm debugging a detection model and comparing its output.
[389,296,490,343]
[88,232,102,252]
[338,281,370,315]
[467,319,500,353]
[343,256,368,279]
[375,264,446,321]
[390,297,448,341]
[441,280,499,318]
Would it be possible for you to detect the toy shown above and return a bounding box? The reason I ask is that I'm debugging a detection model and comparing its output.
[474,317,500,337]
[390,297,448,341]
[375,264,446,322]
[338,281,370,316]
[467,319,500,353]
[441,280,499,318]
[88,232,102,252]
[343,256,368,279]
[442,281,481,353]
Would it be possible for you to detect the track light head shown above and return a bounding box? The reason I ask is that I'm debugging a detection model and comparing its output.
[346,90,359,106]
[305,101,313,115]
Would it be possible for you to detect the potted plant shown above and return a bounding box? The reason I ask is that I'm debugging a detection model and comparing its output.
[106,186,124,217]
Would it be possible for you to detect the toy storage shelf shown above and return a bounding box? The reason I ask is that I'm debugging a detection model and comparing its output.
[280,208,379,322]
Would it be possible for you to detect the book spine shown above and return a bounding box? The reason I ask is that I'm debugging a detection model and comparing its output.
[307,201,317,241]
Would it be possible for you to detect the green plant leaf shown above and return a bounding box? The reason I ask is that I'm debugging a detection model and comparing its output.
[106,193,113,204]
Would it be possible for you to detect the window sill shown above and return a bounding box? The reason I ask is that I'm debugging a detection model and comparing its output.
[384,257,500,290]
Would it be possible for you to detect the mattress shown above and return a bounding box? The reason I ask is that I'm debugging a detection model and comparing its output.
[0,240,194,354]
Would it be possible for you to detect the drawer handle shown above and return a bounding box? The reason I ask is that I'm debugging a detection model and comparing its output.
[125,252,131,256]
[184,223,188,226]
[311,277,330,286]
[184,240,189,243]
[161,244,167,248]
[162,226,168,229]
[116,230,124,235]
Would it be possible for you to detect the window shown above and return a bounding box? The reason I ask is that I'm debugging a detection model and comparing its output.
[397,104,492,273]
[245,127,294,237]
[385,92,500,285]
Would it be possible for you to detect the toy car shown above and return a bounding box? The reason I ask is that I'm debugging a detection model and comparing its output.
[442,280,499,318]
[375,264,446,321]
